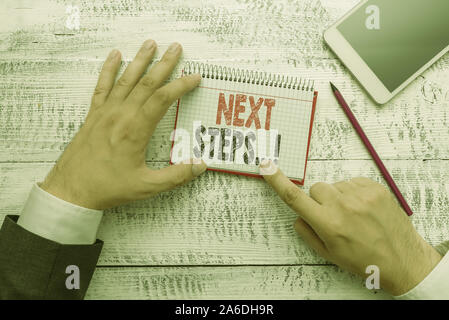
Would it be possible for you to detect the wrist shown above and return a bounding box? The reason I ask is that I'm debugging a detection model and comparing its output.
[389,240,442,296]
[41,170,97,210]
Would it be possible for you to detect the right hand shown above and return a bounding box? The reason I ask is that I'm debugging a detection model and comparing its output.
[260,160,441,296]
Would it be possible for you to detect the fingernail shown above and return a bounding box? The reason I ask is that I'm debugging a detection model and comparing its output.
[168,42,181,53]
[260,159,270,168]
[259,159,277,176]
[143,40,156,50]
[192,159,207,177]
[109,49,120,60]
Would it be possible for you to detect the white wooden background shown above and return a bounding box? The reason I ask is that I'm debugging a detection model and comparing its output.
[1,0,448,299]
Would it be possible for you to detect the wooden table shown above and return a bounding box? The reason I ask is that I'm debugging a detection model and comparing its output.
[1,0,448,299]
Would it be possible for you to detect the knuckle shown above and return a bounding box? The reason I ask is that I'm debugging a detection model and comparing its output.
[325,217,347,240]
[93,85,108,97]
[364,186,387,203]
[363,196,376,205]
[283,185,301,206]
[153,89,171,105]
[101,109,123,128]
[310,182,325,195]
[326,225,342,240]
[116,77,131,88]
[114,116,139,141]
[115,125,133,141]
[352,177,375,186]
[109,126,135,146]
[339,196,360,212]
[140,76,157,90]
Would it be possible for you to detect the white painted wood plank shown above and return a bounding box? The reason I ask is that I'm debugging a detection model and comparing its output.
[0,0,447,300]
[85,265,390,299]
[1,59,448,161]
[1,0,448,161]
[1,160,448,265]
[0,0,356,60]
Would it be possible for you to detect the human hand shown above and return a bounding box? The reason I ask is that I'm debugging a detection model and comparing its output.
[40,40,207,210]
[260,160,442,296]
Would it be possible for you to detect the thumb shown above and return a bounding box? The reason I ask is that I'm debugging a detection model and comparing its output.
[149,159,207,193]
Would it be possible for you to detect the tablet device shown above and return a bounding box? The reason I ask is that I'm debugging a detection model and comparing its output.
[324,0,449,104]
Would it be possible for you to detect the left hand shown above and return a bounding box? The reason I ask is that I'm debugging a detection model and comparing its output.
[41,40,207,210]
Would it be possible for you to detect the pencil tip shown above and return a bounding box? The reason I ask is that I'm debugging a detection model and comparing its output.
[330,82,338,92]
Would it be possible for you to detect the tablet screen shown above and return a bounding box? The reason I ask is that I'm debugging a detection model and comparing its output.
[337,0,449,92]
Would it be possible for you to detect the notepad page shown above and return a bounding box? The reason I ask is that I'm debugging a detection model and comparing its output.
[171,73,315,182]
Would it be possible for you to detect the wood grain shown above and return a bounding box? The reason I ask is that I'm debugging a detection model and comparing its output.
[1,0,448,162]
[85,266,391,299]
[1,0,448,299]
[1,160,448,265]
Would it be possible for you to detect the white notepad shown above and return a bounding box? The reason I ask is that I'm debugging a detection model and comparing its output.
[171,62,317,184]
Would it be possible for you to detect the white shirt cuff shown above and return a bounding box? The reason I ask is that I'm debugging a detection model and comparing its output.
[17,183,103,245]
[394,251,449,300]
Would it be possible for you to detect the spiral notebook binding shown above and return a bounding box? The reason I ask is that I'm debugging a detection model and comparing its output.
[184,61,314,92]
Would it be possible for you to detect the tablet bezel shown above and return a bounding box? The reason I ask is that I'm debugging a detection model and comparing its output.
[324,0,449,104]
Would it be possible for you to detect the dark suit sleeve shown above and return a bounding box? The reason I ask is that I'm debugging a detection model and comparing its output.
[0,215,103,300]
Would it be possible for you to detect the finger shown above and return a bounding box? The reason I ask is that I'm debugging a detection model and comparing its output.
[294,218,330,260]
[351,177,377,187]
[109,39,157,100]
[139,73,201,138]
[90,49,121,109]
[332,180,356,194]
[309,182,340,204]
[145,159,207,193]
[127,42,183,107]
[260,160,324,228]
